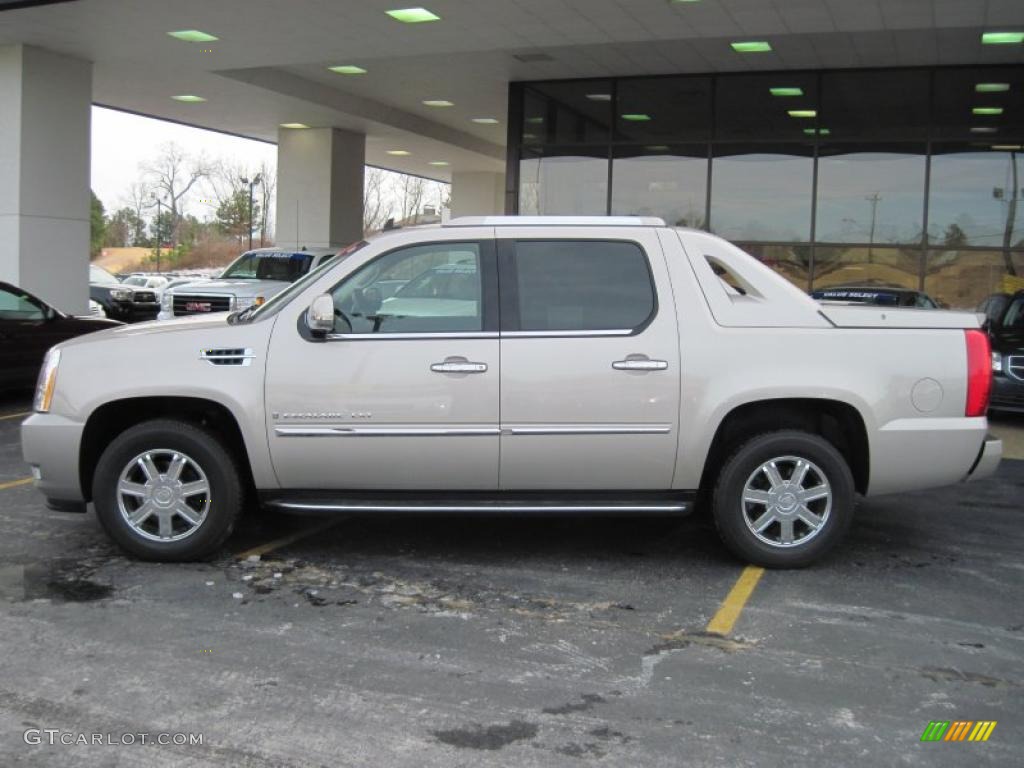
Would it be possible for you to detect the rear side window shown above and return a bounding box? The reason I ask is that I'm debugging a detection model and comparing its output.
[512,240,655,332]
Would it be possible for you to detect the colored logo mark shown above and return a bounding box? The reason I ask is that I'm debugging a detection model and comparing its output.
[921,721,997,742]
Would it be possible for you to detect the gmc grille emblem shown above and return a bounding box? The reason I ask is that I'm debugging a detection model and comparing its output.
[185,302,212,312]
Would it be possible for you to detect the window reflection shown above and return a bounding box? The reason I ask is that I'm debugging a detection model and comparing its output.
[925,250,1024,310]
[812,246,921,293]
[610,145,707,227]
[521,81,612,146]
[820,70,930,141]
[715,73,818,142]
[519,147,608,216]
[734,244,811,289]
[929,147,1023,248]
[617,77,711,142]
[710,146,813,242]
[816,145,926,244]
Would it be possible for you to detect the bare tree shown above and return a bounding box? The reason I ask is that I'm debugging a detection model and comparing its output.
[256,160,276,245]
[363,167,394,234]
[143,142,211,245]
[396,174,426,224]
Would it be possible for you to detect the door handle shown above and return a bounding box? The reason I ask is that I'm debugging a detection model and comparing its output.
[612,358,668,371]
[431,359,488,374]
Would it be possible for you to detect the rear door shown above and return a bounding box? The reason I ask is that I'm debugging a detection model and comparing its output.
[497,229,681,489]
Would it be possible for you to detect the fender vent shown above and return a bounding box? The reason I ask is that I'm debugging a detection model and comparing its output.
[200,348,254,367]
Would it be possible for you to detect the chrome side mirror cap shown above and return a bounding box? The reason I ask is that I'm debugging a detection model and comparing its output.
[307,293,335,335]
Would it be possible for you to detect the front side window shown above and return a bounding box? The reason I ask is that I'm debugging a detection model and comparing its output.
[512,240,655,332]
[330,242,483,334]
[0,286,44,320]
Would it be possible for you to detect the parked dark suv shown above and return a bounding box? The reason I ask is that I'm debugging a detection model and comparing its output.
[988,290,1024,413]
[89,265,159,322]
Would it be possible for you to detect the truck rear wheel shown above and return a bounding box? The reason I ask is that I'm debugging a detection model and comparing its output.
[92,419,243,561]
[712,430,855,568]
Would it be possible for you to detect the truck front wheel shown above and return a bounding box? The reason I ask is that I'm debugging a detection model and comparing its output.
[712,430,855,568]
[92,419,243,561]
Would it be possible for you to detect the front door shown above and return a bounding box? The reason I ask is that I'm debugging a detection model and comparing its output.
[497,231,680,489]
[266,238,500,490]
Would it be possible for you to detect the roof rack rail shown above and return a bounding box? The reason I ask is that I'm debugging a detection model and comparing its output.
[443,215,666,227]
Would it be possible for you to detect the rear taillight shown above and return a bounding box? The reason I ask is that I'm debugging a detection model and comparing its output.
[964,329,992,417]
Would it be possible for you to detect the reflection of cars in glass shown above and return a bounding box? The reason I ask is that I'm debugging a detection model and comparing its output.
[0,281,121,391]
[988,291,1024,413]
[89,299,106,318]
[122,274,170,301]
[811,286,938,308]
[978,293,1011,327]
[158,248,338,319]
[377,263,479,320]
[89,265,160,322]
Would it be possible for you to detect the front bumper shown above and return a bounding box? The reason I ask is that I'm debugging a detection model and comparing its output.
[963,436,1002,484]
[989,374,1024,413]
[21,412,86,504]
[107,301,159,322]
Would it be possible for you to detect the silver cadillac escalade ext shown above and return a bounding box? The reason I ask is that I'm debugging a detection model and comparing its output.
[22,217,1002,568]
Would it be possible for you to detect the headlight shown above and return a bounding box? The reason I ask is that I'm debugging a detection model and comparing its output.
[110,288,133,301]
[992,350,1003,373]
[235,296,265,310]
[34,348,60,413]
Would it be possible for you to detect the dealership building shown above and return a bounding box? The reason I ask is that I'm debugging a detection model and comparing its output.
[1,0,1022,312]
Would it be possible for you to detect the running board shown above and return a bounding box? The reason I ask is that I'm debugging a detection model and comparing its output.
[261,492,693,516]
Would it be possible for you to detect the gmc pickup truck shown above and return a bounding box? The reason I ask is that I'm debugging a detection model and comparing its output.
[22,217,1002,567]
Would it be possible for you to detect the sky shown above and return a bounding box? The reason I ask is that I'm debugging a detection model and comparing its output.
[90,106,277,217]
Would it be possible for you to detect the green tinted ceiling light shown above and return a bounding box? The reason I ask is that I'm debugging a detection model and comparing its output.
[586,93,612,101]
[991,144,1022,151]
[981,31,1024,44]
[525,116,545,124]
[975,83,1010,93]
[429,160,450,166]
[171,94,206,103]
[803,128,830,136]
[731,41,772,53]
[422,100,454,107]
[770,87,803,97]
[972,107,1004,115]
[621,113,652,121]
[386,150,411,156]
[386,7,441,23]
[168,30,218,43]
[788,109,817,118]
[328,65,367,75]
[279,123,309,129]
[970,126,998,133]
[471,117,500,124]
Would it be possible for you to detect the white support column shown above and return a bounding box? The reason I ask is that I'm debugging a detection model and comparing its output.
[0,45,91,313]
[275,127,365,249]
[450,171,505,218]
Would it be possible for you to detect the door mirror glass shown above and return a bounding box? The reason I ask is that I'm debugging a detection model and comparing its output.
[307,293,335,335]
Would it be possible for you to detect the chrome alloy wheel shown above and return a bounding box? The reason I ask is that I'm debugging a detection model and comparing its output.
[116,449,211,542]
[741,455,832,548]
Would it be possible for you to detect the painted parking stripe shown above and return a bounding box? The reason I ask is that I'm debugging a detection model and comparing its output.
[234,518,345,560]
[0,411,30,421]
[706,565,765,636]
[0,477,33,491]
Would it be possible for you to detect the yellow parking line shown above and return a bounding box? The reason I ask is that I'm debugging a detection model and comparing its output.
[0,411,30,421]
[234,518,343,560]
[706,565,765,636]
[0,477,33,491]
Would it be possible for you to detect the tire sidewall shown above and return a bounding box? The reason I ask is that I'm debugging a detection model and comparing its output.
[713,430,855,568]
[93,420,240,561]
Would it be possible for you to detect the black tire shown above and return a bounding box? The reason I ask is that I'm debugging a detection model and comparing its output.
[712,430,855,569]
[93,419,243,561]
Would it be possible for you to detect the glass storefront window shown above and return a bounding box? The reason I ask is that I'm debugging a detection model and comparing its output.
[820,70,930,141]
[929,146,1024,249]
[815,145,926,244]
[610,145,707,227]
[616,76,711,142]
[932,68,1024,142]
[812,246,922,294]
[925,249,1024,310]
[521,80,613,146]
[715,73,819,142]
[710,145,813,242]
[734,244,812,290]
[519,146,608,216]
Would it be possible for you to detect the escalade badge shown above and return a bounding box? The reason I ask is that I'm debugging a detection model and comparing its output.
[186,301,212,312]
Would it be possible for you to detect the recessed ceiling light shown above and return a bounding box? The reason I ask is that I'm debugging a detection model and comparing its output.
[731,41,772,53]
[788,109,817,118]
[586,93,612,101]
[976,83,1010,93]
[171,94,206,103]
[280,123,309,129]
[429,161,450,166]
[972,107,1004,116]
[168,30,218,43]
[621,113,652,121]
[981,31,1024,45]
[386,150,412,156]
[970,126,998,133]
[471,117,500,124]
[770,87,803,97]
[386,7,440,23]
[991,144,1022,151]
[422,100,454,107]
[328,65,367,75]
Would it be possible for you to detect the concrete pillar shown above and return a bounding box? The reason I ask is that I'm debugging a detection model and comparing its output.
[0,45,91,313]
[450,171,505,218]
[276,127,364,249]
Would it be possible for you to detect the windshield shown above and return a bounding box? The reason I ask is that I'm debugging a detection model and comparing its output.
[123,276,148,287]
[241,240,369,322]
[89,265,120,285]
[221,251,314,281]
[1002,297,1024,329]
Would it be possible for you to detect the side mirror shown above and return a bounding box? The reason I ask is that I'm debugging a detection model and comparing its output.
[306,293,335,336]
